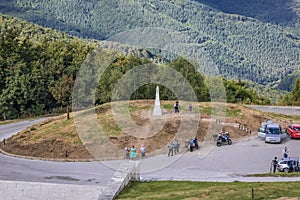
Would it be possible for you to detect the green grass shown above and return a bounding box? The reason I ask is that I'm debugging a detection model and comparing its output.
[226,108,241,118]
[199,106,212,115]
[116,181,300,200]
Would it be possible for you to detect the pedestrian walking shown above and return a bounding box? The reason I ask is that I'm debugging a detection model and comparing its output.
[168,143,173,157]
[125,147,130,160]
[140,144,146,157]
[131,145,137,160]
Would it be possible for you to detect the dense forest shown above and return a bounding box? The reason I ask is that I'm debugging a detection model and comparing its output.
[279,78,300,106]
[196,0,300,29]
[277,70,300,91]
[0,14,271,120]
[0,0,299,89]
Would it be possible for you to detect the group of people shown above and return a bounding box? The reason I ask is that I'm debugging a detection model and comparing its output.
[124,144,146,160]
[173,101,193,113]
[271,146,290,173]
[217,130,230,142]
[168,139,180,157]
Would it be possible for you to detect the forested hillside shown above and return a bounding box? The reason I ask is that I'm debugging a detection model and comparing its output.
[277,70,300,91]
[0,14,269,120]
[196,0,300,29]
[0,14,94,120]
[0,0,299,88]
[279,78,300,106]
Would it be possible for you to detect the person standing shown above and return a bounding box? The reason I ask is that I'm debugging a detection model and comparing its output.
[140,144,146,157]
[131,145,137,160]
[173,139,179,154]
[174,101,179,113]
[272,157,278,173]
[168,143,173,157]
[125,147,130,160]
[189,104,192,112]
[282,147,289,159]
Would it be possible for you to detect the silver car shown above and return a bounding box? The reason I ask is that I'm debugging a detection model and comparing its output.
[277,159,299,172]
[264,123,287,144]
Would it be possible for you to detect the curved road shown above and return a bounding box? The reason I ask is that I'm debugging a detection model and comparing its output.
[0,105,300,187]
[0,119,115,186]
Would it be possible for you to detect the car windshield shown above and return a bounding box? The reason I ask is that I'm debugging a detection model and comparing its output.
[267,128,280,134]
[259,127,265,132]
[294,127,300,131]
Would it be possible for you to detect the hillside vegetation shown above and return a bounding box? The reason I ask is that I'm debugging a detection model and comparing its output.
[0,13,272,120]
[279,77,300,106]
[196,0,300,29]
[0,0,299,88]
[0,14,94,120]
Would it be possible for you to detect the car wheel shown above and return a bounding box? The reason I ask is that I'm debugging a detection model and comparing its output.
[284,168,289,173]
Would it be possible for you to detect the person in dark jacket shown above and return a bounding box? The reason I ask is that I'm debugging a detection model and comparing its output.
[272,157,278,173]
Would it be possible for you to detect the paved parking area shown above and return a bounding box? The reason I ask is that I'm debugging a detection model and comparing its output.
[140,135,300,182]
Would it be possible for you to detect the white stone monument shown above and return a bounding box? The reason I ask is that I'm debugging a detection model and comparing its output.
[152,86,162,116]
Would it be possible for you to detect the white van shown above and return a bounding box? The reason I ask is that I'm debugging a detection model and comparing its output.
[257,120,273,139]
[265,123,287,143]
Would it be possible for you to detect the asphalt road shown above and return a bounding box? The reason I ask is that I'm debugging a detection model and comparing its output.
[1,105,300,186]
[0,119,116,186]
[248,105,300,116]
[141,136,300,182]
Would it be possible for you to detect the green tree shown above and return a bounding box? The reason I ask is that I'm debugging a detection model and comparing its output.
[50,73,74,119]
[279,78,300,106]
[292,78,300,105]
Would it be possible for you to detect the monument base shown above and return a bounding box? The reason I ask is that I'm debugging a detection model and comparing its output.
[153,105,162,116]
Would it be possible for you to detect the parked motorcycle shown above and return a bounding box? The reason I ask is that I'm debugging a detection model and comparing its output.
[216,132,232,147]
[185,138,199,152]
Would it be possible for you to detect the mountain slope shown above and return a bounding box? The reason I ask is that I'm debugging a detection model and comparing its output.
[0,0,299,87]
[194,0,300,28]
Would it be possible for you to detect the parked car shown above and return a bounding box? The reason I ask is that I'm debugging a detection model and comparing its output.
[287,124,300,139]
[277,158,299,172]
[264,123,287,144]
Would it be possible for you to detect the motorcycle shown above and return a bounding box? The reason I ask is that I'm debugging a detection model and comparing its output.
[185,138,199,152]
[216,132,232,147]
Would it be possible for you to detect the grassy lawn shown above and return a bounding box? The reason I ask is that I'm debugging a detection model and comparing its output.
[117,181,300,200]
